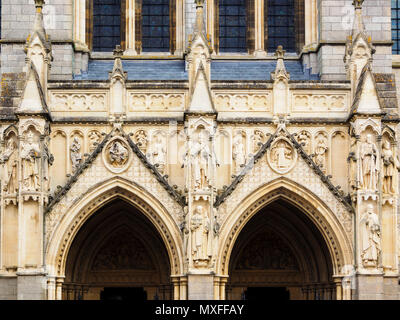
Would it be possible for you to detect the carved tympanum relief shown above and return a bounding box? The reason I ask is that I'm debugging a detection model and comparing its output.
[88,131,102,153]
[134,130,148,154]
[103,138,131,173]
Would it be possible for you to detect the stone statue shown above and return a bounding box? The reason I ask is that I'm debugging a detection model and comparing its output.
[232,134,246,174]
[189,130,219,191]
[21,130,41,191]
[315,138,328,170]
[70,137,82,173]
[361,204,381,268]
[151,135,166,173]
[2,139,18,194]
[190,205,212,262]
[360,134,379,191]
[271,141,293,170]
[135,130,148,154]
[109,140,129,167]
[382,141,400,194]
[88,131,101,152]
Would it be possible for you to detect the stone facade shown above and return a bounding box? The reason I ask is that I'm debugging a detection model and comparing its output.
[0,0,400,300]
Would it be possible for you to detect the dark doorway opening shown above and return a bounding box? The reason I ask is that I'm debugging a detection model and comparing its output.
[244,287,290,301]
[100,287,147,301]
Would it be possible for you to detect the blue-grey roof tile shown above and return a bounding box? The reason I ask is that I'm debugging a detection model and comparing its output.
[73,60,320,81]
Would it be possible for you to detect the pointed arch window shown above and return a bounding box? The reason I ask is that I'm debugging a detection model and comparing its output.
[218,0,248,53]
[392,0,400,54]
[140,0,171,52]
[89,0,125,52]
[212,0,304,55]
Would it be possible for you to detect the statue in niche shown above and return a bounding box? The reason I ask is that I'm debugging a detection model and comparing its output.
[188,129,219,191]
[360,134,379,191]
[1,139,18,194]
[108,140,129,167]
[151,135,166,173]
[21,130,41,191]
[70,137,82,173]
[88,131,101,152]
[297,131,311,154]
[271,140,293,170]
[252,130,264,154]
[382,140,400,194]
[232,133,246,174]
[190,205,212,263]
[348,136,358,190]
[135,130,148,154]
[361,204,381,268]
[314,138,328,171]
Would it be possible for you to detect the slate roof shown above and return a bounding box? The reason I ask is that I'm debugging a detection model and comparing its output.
[73,60,320,81]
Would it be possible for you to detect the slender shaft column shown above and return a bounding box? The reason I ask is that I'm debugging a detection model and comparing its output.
[179,277,187,300]
[47,277,56,300]
[219,277,228,300]
[125,0,137,55]
[171,277,180,300]
[55,277,64,301]
[213,277,220,300]
[254,0,266,56]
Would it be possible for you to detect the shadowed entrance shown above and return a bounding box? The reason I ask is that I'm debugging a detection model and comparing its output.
[63,199,172,300]
[227,199,335,300]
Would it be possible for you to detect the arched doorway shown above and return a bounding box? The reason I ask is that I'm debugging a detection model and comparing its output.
[63,198,172,300]
[226,199,337,300]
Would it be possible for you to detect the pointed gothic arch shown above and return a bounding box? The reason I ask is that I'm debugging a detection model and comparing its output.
[45,177,184,299]
[216,177,354,299]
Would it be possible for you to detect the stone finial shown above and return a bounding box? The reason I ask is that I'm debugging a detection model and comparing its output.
[113,45,124,58]
[194,0,205,33]
[275,45,286,59]
[352,0,364,9]
[35,0,45,9]
[32,0,47,38]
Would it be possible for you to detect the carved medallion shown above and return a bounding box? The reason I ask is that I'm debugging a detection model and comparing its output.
[103,137,131,173]
[267,138,297,174]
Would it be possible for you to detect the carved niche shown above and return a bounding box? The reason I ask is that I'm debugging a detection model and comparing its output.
[103,137,131,174]
[236,231,299,270]
[267,138,297,174]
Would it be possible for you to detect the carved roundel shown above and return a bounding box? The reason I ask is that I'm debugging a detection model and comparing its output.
[267,138,297,175]
[103,137,132,174]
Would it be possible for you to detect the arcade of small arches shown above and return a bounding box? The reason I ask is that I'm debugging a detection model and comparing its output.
[45,179,353,301]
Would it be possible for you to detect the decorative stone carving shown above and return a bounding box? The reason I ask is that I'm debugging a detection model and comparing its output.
[88,131,102,152]
[21,129,41,191]
[190,205,212,265]
[268,138,296,174]
[43,137,54,192]
[360,134,379,191]
[292,93,348,113]
[49,91,108,112]
[382,141,400,194]
[360,204,381,268]
[91,229,155,271]
[151,134,167,174]
[297,131,311,154]
[1,138,18,194]
[70,137,82,173]
[108,140,129,168]
[214,93,271,112]
[134,130,148,154]
[236,231,298,270]
[314,137,328,172]
[232,132,246,174]
[252,130,264,154]
[189,129,218,191]
[128,92,185,111]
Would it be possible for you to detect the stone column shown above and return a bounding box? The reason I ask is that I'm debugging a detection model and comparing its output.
[171,276,181,300]
[124,0,137,55]
[55,277,64,300]
[254,0,267,57]
[179,276,187,300]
